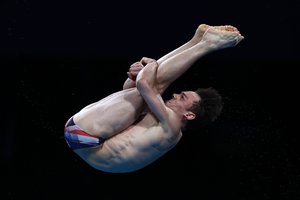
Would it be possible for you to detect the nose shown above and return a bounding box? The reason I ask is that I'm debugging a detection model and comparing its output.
[173,93,179,99]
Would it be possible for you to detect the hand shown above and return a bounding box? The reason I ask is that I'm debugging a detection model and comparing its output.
[127,61,144,81]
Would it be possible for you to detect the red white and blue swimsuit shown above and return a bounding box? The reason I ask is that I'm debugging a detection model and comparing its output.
[64,117,105,150]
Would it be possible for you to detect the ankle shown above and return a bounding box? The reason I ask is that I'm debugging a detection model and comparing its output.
[197,40,218,51]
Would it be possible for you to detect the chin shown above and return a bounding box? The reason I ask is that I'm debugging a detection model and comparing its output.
[165,101,173,108]
[165,100,170,106]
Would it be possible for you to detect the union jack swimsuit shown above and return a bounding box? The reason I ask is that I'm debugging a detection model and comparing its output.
[64,117,105,150]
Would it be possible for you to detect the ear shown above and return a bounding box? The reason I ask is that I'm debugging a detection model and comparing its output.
[183,111,196,121]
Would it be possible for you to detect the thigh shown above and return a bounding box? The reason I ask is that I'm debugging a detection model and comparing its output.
[73,88,146,138]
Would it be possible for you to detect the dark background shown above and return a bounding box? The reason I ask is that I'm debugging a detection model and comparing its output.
[1,0,299,199]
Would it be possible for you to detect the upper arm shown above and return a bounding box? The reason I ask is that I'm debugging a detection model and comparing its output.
[136,61,180,133]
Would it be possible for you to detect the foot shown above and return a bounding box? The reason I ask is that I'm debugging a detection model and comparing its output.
[191,24,211,43]
[201,25,244,49]
[192,24,241,43]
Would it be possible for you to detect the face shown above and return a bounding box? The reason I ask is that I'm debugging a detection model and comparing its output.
[165,91,201,112]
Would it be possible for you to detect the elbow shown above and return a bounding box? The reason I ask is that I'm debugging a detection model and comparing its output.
[136,77,148,91]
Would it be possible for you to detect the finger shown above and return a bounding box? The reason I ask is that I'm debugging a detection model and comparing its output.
[128,70,139,77]
[130,62,143,68]
[129,68,138,73]
[132,65,143,70]
[130,62,140,68]
[129,66,143,73]
[127,72,134,79]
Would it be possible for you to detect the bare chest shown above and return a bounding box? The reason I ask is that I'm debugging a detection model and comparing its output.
[134,112,159,128]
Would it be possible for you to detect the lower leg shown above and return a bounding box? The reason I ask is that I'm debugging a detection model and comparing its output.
[155,26,244,94]
[156,41,214,94]
[156,24,210,65]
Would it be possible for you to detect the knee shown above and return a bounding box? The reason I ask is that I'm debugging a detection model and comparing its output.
[140,57,157,65]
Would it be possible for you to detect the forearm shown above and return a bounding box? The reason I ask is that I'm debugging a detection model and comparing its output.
[136,61,158,89]
[136,62,171,130]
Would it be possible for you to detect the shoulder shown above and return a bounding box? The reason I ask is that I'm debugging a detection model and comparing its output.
[162,107,182,136]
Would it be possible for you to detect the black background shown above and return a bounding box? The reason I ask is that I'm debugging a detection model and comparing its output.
[1,0,300,199]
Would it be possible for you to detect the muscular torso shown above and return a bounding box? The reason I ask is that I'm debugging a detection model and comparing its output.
[70,88,182,173]
[74,111,182,173]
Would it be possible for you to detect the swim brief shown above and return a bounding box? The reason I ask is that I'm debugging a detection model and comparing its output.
[64,117,105,150]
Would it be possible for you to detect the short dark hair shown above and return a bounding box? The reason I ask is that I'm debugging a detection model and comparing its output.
[186,87,223,129]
